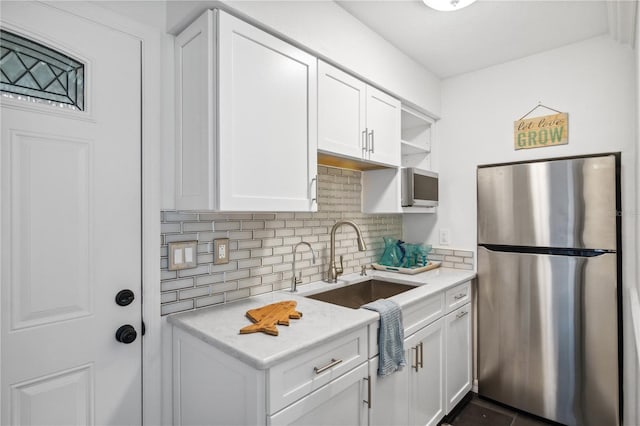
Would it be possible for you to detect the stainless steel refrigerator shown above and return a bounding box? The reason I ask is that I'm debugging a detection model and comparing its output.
[477,154,620,426]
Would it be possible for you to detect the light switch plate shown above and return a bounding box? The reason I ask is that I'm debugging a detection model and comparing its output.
[213,238,229,264]
[168,241,198,270]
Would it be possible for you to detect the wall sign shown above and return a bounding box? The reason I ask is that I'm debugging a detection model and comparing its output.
[514,111,568,150]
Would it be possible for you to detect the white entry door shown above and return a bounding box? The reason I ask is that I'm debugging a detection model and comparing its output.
[1,2,142,425]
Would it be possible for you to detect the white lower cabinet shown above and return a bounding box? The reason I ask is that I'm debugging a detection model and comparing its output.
[370,318,445,426]
[444,303,472,413]
[172,326,369,426]
[369,280,472,426]
[171,280,472,426]
[408,318,446,426]
[369,355,409,426]
[269,363,368,426]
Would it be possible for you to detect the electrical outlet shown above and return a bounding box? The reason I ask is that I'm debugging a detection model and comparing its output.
[214,238,229,264]
[439,228,450,246]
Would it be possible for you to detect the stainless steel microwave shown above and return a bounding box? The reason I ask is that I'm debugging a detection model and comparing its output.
[401,168,439,207]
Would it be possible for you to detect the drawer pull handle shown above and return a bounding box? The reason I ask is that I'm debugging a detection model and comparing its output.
[456,310,469,319]
[454,293,467,300]
[419,342,424,369]
[412,346,420,372]
[314,358,342,374]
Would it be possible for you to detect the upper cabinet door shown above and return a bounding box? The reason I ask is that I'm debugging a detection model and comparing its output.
[318,61,400,168]
[318,61,367,160]
[217,11,317,211]
[365,86,401,167]
[176,10,318,211]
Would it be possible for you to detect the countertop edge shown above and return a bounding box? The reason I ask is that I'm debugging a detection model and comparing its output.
[168,298,379,370]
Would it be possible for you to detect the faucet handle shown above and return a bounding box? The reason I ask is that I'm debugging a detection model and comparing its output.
[361,265,368,276]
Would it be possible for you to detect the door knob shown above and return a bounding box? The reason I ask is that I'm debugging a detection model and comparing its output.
[115,289,135,306]
[115,325,137,344]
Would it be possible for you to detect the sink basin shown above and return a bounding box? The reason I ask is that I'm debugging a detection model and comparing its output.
[305,279,416,309]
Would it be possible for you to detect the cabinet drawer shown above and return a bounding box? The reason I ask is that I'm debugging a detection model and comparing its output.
[368,293,444,357]
[268,362,368,426]
[445,281,470,313]
[268,327,368,414]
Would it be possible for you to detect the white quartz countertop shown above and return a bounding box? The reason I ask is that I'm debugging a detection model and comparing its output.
[168,267,476,369]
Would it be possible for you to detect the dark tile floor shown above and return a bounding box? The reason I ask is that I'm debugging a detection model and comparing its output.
[442,394,554,426]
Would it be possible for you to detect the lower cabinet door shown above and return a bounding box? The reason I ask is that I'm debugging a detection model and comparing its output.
[268,363,368,426]
[369,355,409,426]
[408,318,445,426]
[445,303,472,413]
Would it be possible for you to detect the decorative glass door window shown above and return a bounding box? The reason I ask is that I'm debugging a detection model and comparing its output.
[0,29,84,110]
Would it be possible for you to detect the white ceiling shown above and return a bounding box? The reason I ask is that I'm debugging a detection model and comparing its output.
[336,0,610,78]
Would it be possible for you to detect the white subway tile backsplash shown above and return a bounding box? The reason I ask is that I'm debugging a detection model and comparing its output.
[179,286,211,300]
[225,270,251,281]
[161,278,193,292]
[182,222,214,232]
[160,166,465,316]
[241,221,266,230]
[195,274,224,286]
[195,294,224,308]
[178,265,210,278]
[237,258,261,269]
[161,300,195,315]
[212,221,240,231]
[226,288,251,302]
[164,211,197,222]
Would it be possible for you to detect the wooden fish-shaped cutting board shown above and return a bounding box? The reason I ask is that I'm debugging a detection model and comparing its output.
[239,300,302,336]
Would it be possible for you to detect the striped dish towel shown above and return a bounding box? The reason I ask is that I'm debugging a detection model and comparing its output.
[362,299,406,376]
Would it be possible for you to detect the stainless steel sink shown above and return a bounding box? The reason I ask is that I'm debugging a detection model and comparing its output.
[305,279,416,309]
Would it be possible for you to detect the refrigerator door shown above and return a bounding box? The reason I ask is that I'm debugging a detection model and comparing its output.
[477,155,617,250]
[477,247,619,426]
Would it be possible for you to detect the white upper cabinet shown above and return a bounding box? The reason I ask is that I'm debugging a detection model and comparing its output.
[318,61,400,167]
[317,61,367,159]
[365,86,401,166]
[176,10,318,211]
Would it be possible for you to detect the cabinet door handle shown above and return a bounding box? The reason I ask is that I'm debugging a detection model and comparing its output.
[363,376,372,409]
[362,128,368,156]
[456,310,469,319]
[369,129,374,153]
[314,358,342,374]
[412,346,420,372]
[454,293,467,300]
[419,342,424,369]
[311,175,318,203]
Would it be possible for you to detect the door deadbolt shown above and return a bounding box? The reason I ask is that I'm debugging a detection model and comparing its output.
[115,289,135,306]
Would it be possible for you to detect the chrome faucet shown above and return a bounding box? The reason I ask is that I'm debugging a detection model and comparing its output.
[326,220,367,283]
[291,241,316,292]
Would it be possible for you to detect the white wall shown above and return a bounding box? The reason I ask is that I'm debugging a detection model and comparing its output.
[165,0,441,117]
[405,35,635,253]
[405,33,638,425]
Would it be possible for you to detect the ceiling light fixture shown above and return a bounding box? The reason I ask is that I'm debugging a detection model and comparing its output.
[422,0,478,12]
